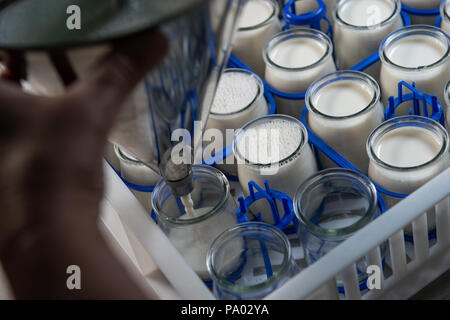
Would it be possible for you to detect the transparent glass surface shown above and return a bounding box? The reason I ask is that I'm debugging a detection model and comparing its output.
[207,222,300,299]
[294,169,382,289]
[152,165,238,280]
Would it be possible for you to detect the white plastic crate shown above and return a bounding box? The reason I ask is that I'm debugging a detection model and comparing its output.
[101,161,450,300]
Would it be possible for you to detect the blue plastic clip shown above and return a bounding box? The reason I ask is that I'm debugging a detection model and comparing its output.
[385,81,445,126]
[236,180,296,233]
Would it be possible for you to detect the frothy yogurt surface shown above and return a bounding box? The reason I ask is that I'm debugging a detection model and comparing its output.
[338,0,395,27]
[374,127,442,167]
[236,119,303,164]
[211,72,259,114]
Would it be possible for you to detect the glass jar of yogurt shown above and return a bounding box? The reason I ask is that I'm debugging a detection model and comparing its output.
[207,222,300,300]
[232,0,282,76]
[379,25,450,113]
[263,28,336,119]
[333,0,403,80]
[367,116,450,231]
[205,68,269,175]
[152,165,238,280]
[441,0,450,35]
[234,114,318,223]
[306,71,385,173]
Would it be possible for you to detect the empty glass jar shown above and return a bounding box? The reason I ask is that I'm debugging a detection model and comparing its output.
[152,165,238,280]
[294,168,381,288]
[207,222,300,299]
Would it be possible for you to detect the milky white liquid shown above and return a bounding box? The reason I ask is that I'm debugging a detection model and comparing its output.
[401,0,442,25]
[116,146,161,213]
[368,125,450,231]
[169,207,237,279]
[206,70,269,174]
[333,0,403,79]
[235,117,318,223]
[233,0,281,76]
[441,0,450,35]
[180,194,196,218]
[307,77,384,172]
[265,33,336,119]
[380,32,450,113]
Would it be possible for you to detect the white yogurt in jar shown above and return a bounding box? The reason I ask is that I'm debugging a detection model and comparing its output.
[306,71,385,173]
[206,69,269,174]
[234,114,318,223]
[232,0,282,76]
[264,28,336,119]
[441,0,450,35]
[333,0,403,79]
[380,25,450,113]
[115,145,161,212]
[367,116,450,231]
[401,0,442,25]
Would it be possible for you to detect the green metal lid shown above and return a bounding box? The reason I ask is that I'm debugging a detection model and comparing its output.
[0,0,207,50]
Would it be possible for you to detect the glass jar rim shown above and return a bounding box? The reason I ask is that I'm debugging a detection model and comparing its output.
[114,144,143,165]
[237,0,279,32]
[151,165,230,225]
[334,0,401,31]
[379,25,450,72]
[209,68,265,117]
[367,116,450,172]
[293,168,378,237]
[306,70,381,120]
[233,114,309,168]
[206,222,293,294]
[263,28,333,72]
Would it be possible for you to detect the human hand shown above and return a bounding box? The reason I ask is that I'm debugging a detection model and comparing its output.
[0,29,168,258]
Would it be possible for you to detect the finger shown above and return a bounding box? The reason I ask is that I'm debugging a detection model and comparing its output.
[67,28,169,131]
[0,79,49,112]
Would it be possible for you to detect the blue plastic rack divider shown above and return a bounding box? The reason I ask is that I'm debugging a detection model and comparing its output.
[282,0,333,39]
[236,180,297,233]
